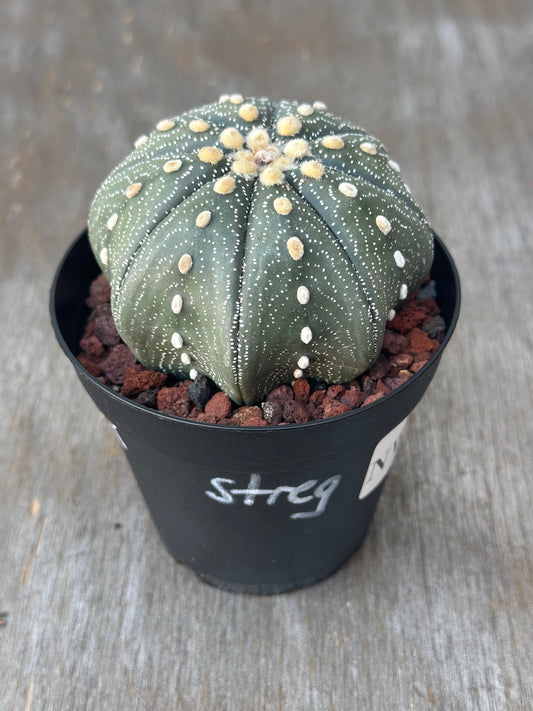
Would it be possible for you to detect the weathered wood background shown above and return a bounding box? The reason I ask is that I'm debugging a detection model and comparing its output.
[1,0,532,708]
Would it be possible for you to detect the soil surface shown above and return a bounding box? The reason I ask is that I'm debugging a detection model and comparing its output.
[78,274,445,425]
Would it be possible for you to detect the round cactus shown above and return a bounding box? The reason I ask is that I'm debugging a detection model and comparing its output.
[88,95,433,405]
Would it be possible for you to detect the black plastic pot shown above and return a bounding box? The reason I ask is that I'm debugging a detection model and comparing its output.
[50,230,460,594]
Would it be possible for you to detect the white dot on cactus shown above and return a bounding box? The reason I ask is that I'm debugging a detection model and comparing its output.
[181,352,191,364]
[287,236,304,260]
[276,115,302,137]
[189,368,198,380]
[171,294,183,314]
[300,326,313,344]
[214,175,236,194]
[198,146,224,164]
[99,247,108,265]
[297,103,314,116]
[156,118,175,132]
[322,135,344,150]
[125,182,142,198]
[134,135,148,148]
[394,250,406,268]
[388,159,401,172]
[196,210,212,228]
[338,182,358,198]
[293,369,304,379]
[313,101,327,111]
[284,138,310,159]
[388,309,396,321]
[274,197,292,215]
[360,141,378,155]
[399,283,408,300]
[171,332,183,349]
[300,160,325,179]
[298,355,310,369]
[189,119,210,133]
[238,103,259,121]
[178,254,193,274]
[106,213,118,230]
[163,159,182,174]
[297,285,310,304]
[220,127,244,149]
[229,93,244,104]
[376,215,392,234]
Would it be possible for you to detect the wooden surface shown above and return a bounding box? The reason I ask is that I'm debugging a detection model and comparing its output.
[1,0,532,709]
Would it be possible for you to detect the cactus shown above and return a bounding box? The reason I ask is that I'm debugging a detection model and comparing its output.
[88,95,433,405]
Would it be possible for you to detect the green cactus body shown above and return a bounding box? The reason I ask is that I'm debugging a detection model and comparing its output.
[88,95,433,405]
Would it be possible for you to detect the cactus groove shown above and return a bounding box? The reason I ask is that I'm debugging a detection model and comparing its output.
[88,96,434,405]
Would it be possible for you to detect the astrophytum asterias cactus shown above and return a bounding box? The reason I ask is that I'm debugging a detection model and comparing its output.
[88,95,433,405]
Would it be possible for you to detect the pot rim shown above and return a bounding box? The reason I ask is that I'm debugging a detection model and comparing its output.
[50,229,461,432]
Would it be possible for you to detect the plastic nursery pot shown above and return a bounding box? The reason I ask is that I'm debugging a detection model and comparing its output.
[50,230,460,594]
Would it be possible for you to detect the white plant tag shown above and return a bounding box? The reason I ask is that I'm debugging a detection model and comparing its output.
[358,417,408,500]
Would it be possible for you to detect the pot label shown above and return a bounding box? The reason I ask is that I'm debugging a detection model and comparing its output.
[358,417,408,500]
[205,473,341,520]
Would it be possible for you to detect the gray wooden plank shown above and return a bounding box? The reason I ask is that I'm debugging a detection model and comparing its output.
[1,0,532,709]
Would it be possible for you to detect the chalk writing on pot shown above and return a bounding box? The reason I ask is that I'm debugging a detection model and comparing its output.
[205,473,341,519]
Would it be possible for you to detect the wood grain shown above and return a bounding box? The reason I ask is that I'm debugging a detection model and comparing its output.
[1,0,532,709]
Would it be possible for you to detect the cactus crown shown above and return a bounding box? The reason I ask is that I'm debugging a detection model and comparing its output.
[88,95,433,405]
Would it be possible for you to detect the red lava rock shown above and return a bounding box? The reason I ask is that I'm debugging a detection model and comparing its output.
[360,375,376,395]
[406,327,439,354]
[121,364,167,397]
[375,380,392,396]
[266,384,294,406]
[218,418,234,426]
[156,384,191,417]
[384,376,409,390]
[293,378,310,403]
[77,353,104,377]
[326,384,346,400]
[309,389,326,406]
[382,330,409,355]
[411,359,429,373]
[93,302,112,318]
[95,315,121,346]
[187,406,203,420]
[391,353,413,369]
[261,400,283,425]
[418,297,441,317]
[196,412,218,424]
[231,406,264,425]
[389,301,429,334]
[398,369,411,379]
[368,354,390,380]
[204,392,232,421]
[104,344,137,384]
[322,400,351,418]
[413,350,432,363]
[363,391,386,405]
[340,389,366,408]
[243,418,268,427]
[86,274,111,308]
[421,315,446,340]
[134,389,159,408]
[80,334,105,358]
[282,399,310,423]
